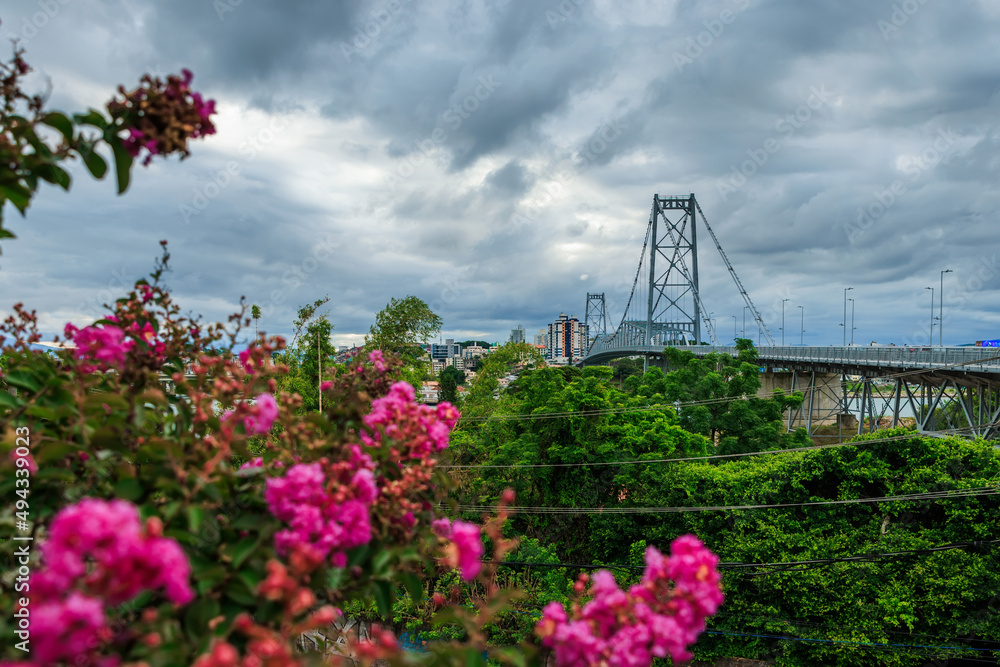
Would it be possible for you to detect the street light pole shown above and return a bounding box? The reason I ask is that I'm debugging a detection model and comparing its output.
[742,306,748,338]
[926,287,934,345]
[798,305,804,346]
[781,298,789,345]
[843,287,853,346]
[940,269,952,346]
[732,315,737,342]
[848,298,856,345]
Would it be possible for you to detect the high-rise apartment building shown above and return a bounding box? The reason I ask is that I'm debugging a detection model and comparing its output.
[546,313,588,363]
[430,338,461,360]
[510,325,526,345]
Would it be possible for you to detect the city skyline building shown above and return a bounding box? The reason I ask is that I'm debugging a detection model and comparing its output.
[546,313,589,363]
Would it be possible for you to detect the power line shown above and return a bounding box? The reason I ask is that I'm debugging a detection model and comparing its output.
[493,541,1000,575]
[701,629,997,657]
[449,485,1000,515]
[439,422,995,469]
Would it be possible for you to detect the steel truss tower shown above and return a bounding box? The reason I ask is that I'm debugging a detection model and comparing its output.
[645,194,704,345]
[585,293,608,350]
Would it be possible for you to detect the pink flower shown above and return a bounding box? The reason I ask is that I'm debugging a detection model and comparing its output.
[361,382,460,457]
[537,535,723,667]
[65,323,132,372]
[368,350,388,373]
[244,393,278,434]
[36,498,194,607]
[431,517,452,539]
[265,462,378,567]
[451,521,483,581]
[33,592,107,663]
[10,449,37,474]
[320,380,334,392]
[240,457,264,470]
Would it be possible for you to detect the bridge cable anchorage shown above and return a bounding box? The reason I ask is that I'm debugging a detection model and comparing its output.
[695,199,775,346]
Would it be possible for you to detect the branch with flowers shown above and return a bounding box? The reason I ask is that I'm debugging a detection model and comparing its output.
[0,248,722,666]
[0,35,722,666]
[0,31,216,243]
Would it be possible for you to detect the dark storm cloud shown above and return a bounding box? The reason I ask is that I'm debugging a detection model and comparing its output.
[3,0,1000,348]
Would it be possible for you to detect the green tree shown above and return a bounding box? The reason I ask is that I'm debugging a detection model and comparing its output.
[628,338,808,454]
[365,296,442,387]
[453,364,709,562]
[273,298,336,412]
[251,304,261,338]
[584,430,1000,666]
[439,365,464,404]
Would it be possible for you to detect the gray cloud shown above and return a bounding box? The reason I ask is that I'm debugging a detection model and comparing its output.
[2,0,1000,349]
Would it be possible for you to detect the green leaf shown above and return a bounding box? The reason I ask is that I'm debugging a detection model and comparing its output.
[372,549,393,576]
[224,578,257,606]
[227,535,259,569]
[0,391,21,409]
[34,442,75,465]
[41,112,74,141]
[73,110,108,129]
[114,478,144,501]
[187,506,205,534]
[3,370,41,393]
[183,597,220,644]
[373,580,394,620]
[36,163,71,190]
[0,227,16,240]
[79,146,108,180]
[110,140,133,194]
[401,572,424,604]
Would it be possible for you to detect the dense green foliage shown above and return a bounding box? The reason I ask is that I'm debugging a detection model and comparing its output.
[450,343,1000,665]
[439,365,465,405]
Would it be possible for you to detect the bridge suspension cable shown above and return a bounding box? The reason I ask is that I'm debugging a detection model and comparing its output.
[695,199,775,346]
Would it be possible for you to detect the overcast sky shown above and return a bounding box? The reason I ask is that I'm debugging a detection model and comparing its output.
[2,0,999,349]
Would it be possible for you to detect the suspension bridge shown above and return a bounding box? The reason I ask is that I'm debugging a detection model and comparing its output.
[580,194,1000,440]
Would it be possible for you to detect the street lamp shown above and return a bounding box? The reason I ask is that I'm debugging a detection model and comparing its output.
[848,298,856,345]
[781,298,790,346]
[940,269,953,346]
[742,306,749,338]
[798,305,804,346]
[843,287,853,346]
[732,315,737,342]
[926,287,934,345]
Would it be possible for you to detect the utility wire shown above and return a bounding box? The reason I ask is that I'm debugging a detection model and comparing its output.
[456,352,1000,424]
[492,540,1000,575]
[449,485,1000,515]
[701,629,997,656]
[439,421,995,469]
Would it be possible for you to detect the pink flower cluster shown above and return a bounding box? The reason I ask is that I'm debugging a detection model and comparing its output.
[361,381,460,459]
[244,393,279,435]
[64,319,166,373]
[121,69,217,165]
[64,323,131,372]
[537,535,723,667]
[29,499,193,665]
[264,453,378,568]
[431,518,483,581]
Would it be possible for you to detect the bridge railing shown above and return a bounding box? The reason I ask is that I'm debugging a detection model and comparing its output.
[668,345,1000,373]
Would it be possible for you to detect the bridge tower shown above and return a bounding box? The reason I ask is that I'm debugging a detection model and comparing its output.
[585,293,608,347]
[645,194,704,345]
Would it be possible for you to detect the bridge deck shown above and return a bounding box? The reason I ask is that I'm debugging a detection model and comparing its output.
[584,345,1000,378]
